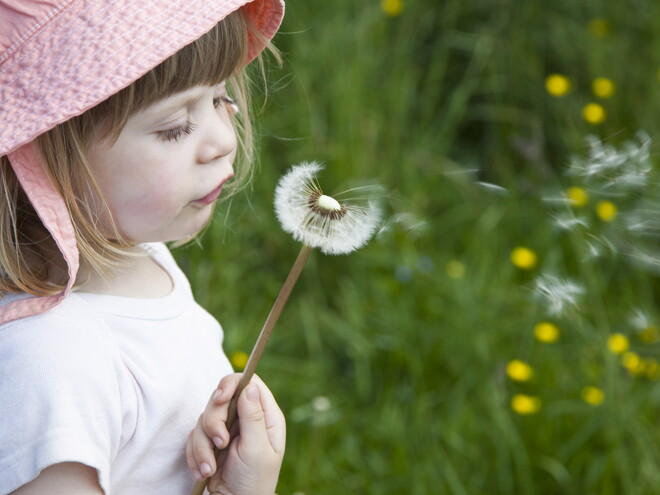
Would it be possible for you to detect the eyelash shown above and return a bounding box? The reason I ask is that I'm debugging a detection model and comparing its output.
[157,96,237,142]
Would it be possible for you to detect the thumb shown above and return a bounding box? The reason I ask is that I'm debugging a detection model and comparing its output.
[236,384,269,448]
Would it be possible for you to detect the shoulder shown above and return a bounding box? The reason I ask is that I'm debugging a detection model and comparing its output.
[0,293,115,358]
[0,296,126,494]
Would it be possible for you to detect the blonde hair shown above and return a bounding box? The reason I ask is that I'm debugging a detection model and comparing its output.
[0,9,273,296]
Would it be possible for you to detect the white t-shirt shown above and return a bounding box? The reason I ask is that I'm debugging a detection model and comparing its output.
[0,243,234,494]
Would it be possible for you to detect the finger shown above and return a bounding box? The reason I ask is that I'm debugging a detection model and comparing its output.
[249,375,286,453]
[185,421,218,481]
[190,415,219,479]
[201,374,244,448]
[185,430,203,481]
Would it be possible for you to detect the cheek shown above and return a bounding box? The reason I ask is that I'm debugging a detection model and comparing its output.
[117,176,184,218]
[103,167,189,230]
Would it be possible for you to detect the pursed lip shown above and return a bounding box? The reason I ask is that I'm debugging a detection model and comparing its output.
[193,173,234,206]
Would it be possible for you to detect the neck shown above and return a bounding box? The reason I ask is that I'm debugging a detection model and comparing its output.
[76,246,173,298]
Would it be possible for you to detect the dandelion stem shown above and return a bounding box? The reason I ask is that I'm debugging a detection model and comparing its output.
[191,244,313,495]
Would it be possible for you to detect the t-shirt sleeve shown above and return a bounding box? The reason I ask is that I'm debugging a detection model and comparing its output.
[0,312,127,494]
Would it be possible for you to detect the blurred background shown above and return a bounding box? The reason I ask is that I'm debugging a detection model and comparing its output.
[177,1,660,493]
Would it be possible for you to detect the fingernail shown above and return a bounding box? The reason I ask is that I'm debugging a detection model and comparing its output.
[246,384,258,402]
[200,463,213,477]
[193,469,203,481]
[213,436,224,449]
[213,389,223,402]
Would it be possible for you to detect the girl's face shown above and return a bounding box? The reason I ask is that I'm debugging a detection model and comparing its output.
[87,84,237,243]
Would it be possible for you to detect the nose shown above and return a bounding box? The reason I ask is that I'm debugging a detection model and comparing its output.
[196,110,237,164]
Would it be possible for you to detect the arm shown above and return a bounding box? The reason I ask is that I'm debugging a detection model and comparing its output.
[11,462,104,495]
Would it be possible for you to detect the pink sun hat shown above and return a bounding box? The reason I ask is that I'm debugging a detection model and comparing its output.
[0,0,284,325]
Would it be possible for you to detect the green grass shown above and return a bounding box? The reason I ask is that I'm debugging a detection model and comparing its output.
[175,1,660,493]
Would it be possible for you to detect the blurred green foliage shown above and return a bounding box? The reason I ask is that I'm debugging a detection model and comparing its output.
[176,0,660,493]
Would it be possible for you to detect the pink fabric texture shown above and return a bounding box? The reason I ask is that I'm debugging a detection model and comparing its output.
[0,0,284,325]
[3,143,79,324]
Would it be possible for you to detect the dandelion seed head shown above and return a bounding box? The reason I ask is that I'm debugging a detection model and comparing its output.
[312,396,332,412]
[274,162,382,255]
[476,181,509,195]
[552,213,589,231]
[568,132,652,189]
[629,308,650,331]
[533,274,584,315]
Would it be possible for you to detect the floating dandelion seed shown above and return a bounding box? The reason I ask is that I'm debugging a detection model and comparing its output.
[552,213,589,231]
[194,162,381,495]
[533,274,584,315]
[568,132,652,188]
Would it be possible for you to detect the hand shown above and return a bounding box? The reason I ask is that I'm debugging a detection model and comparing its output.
[186,373,286,495]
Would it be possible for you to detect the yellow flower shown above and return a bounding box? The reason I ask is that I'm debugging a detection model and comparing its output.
[592,77,615,98]
[639,325,659,343]
[621,351,645,376]
[230,350,249,370]
[607,333,630,354]
[445,260,465,279]
[511,394,541,415]
[545,74,571,97]
[506,359,534,382]
[596,200,617,221]
[534,321,560,343]
[582,103,606,124]
[581,386,605,406]
[381,0,404,16]
[587,18,610,39]
[511,247,537,270]
[566,186,588,207]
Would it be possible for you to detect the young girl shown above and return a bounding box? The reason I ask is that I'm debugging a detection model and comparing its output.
[0,1,286,494]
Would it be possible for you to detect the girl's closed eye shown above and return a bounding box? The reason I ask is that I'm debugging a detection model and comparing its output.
[215,95,239,115]
[157,121,198,143]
